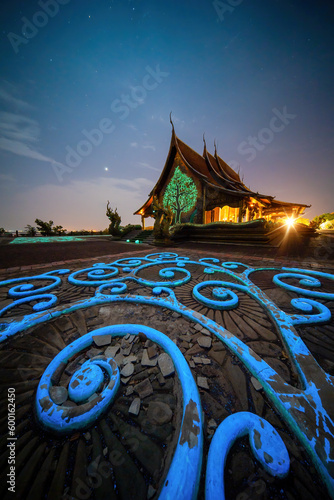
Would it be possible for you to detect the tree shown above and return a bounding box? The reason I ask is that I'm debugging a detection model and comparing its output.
[0,227,5,236]
[152,195,173,241]
[35,219,54,236]
[106,201,122,236]
[163,167,198,224]
[25,225,37,237]
[53,225,66,235]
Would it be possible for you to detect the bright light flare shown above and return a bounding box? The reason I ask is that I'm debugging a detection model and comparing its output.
[285,217,296,228]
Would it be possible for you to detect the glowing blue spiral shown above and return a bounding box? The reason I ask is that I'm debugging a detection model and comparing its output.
[273,271,334,300]
[206,412,290,500]
[146,252,179,261]
[97,282,128,295]
[36,324,203,499]
[221,261,250,271]
[0,294,58,318]
[113,258,143,268]
[289,298,332,325]
[68,265,119,286]
[134,265,191,287]
[192,281,239,310]
[36,335,120,433]
[2,269,69,298]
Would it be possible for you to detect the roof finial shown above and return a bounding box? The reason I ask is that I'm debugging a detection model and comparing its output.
[214,139,218,155]
[202,133,207,157]
[169,111,174,129]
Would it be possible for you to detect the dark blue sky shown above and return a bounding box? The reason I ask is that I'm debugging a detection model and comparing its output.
[0,0,333,230]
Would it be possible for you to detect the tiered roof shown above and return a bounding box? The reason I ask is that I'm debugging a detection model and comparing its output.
[134,124,310,217]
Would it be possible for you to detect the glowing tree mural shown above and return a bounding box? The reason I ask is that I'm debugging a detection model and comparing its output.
[163,167,198,224]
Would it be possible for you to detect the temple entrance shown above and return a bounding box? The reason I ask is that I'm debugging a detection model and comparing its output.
[205,206,240,223]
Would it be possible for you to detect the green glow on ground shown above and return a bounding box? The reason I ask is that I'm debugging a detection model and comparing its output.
[10,236,86,244]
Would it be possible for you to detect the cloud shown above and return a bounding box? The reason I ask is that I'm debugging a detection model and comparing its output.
[142,144,156,151]
[0,173,15,183]
[4,176,154,230]
[130,142,138,148]
[0,137,60,164]
[136,161,160,172]
[0,112,39,143]
[0,80,33,112]
[0,83,67,170]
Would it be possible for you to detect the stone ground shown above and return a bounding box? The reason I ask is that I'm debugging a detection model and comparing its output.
[0,242,334,499]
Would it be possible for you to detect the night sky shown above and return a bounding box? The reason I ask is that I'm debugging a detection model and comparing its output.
[0,0,333,231]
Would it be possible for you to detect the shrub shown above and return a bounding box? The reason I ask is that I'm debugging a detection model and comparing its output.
[25,225,37,237]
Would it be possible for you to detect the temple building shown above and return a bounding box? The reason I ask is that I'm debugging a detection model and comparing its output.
[134,124,310,228]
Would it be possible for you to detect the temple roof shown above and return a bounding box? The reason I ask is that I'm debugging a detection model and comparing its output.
[134,125,309,217]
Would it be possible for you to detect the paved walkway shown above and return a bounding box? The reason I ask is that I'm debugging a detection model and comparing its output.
[0,247,333,499]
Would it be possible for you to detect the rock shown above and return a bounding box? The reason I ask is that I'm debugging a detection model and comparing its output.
[194,324,203,331]
[197,336,212,349]
[213,342,225,352]
[83,432,91,440]
[114,353,124,365]
[105,345,120,358]
[251,376,263,391]
[121,363,135,377]
[201,365,217,378]
[207,418,217,430]
[121,343,132,356]
[172,312,181,319]
[141,349,158,367]
[64,359,79,376]
[201,357,212,365]
[139,417,174,442]
[147,485,157,500]
[147,401,173,425]
[93,335,111,347]
[62,400,77,407]
[147,367,159,375]
[122,355,138,365]
[121,377,131,385]
[209,348,226,365]
[86,348,104,359]
[147,346,158,359]
[50,386,68,405]
[158,353,175,377]
[134,378,154,398]
[193,357,203,365]
[197,376,209,390]
[87,393,98,402]
[125,386,134,396]
[145,339,154,348]
[186,344,203,356]
[157,373,166,386]
[201,328,211,336]
[103,446,108,456]
[129,397,141,416]
[189,360,195,368]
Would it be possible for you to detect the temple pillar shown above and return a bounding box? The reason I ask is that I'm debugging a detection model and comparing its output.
[141,216,145,230]
[238,205,243,222]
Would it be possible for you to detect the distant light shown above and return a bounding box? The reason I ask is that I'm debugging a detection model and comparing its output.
[104,167,109,171]
[126,239,130,242]
[285,217,295,228]
[135,240,140,244]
